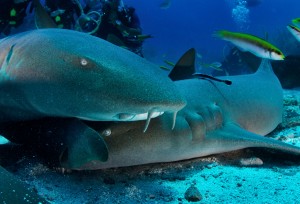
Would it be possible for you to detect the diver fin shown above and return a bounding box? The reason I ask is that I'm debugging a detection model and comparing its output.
[212,123,300,155]
[33,0,57,29]
[168,48,196,81]
[0,166,49,203]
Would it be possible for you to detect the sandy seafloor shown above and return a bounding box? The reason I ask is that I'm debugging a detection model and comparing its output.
[2,89,300,204]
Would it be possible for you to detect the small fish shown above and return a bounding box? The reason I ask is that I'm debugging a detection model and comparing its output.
[214,30,285,60]
[160,0,171,9]
[127,34,153,42]
[160,65,171,71]
[209,61,222,69]
[160,60,175,71]
[199,62,223,71]
[292,18,300,26]
[50,9,66,17]
[164,60,175,67]
[196,53,202,59]
[287,25,300,42]
[136,34,153,41]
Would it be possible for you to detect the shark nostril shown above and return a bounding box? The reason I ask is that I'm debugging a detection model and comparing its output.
[117,113,135,120]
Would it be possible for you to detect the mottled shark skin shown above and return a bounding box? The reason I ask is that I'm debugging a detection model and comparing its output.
[79,59,300,170]
[0,28,186,123]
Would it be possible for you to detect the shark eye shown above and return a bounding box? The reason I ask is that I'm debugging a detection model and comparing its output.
[80,58,88,66]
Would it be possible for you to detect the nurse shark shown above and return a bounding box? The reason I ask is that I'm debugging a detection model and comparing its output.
[79,53,300,169]
[0,28,186,161]
[0,28,186,202]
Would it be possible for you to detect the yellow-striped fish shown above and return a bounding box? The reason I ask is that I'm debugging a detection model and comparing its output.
[292,18,300,26]
[287,25,300,42]
[214,30,285,60]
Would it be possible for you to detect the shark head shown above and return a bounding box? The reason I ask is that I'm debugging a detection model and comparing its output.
[1,29,186,125]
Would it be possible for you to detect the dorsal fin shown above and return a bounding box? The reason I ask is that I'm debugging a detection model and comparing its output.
[168,48,196,81]
[33,0,57,29]
[256,59,273,73]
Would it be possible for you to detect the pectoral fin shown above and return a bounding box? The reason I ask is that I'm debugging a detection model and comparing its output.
[59,119,109,169]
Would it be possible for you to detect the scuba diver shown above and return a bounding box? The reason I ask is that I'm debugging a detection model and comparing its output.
[44,0,81,29]
[0,0,33,36]
[45,0,149,56]
[0,0,149,57]
[88,0,147,56]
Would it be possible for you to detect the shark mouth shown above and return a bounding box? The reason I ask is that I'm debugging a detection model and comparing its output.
[116,110,178,132]
[79,110,178,133]
[116,111,164,132]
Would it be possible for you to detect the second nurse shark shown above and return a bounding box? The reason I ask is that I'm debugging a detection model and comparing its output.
[82,49,300,169]
[12,49,300,170]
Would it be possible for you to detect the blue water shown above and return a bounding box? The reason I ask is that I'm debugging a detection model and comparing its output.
[125,0,300,65]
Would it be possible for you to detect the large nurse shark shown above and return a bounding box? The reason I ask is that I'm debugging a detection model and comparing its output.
[0,28,186,202]
[0,28,186,163]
